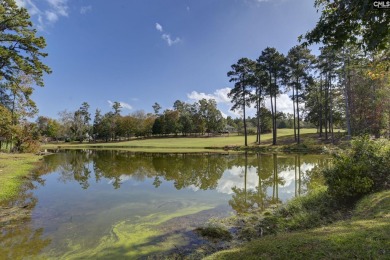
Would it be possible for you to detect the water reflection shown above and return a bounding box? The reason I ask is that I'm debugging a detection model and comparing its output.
[1,150,329,259]
[39,150,327,213]
[0,172,50,259]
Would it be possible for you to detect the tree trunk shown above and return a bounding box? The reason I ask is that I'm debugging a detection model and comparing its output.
[329,74,334,143]
[343,50,352,139]
[292,85,297,141]
[256,95,261,145]
[319,75,323,137]
[297,87,301,144]
[273,78,278,145]
[324,73,329,140]
[274,93,277,145]
[243,86,248,146]
[270,89,275,145]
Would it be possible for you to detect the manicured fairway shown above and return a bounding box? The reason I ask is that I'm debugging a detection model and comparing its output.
[43,129,318,151]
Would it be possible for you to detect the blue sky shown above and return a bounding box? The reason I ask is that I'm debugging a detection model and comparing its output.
[16,0,320,119]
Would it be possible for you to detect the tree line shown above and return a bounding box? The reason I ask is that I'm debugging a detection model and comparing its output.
[36,99,304,142]
[1,0,389,151]
[228,43,389,146]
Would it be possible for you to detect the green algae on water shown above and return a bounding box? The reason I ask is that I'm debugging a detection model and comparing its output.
[52,205,213,259]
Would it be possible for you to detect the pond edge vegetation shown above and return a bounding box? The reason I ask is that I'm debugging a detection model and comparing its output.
[0,153,42,203]
[193,137,390,259]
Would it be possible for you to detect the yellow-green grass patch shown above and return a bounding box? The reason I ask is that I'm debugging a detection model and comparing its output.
[0,153,41,202]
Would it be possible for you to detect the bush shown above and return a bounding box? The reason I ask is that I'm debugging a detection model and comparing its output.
[195,225,232,241]
[324,136,390,201]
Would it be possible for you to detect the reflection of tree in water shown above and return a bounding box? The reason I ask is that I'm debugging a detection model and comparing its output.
[40,151,328,212]
[42,150,233,190]
[152,154,228,190]
[228,153,327,214]
[38,150,93,189]
[229,153,285,214]
[0,173,51,259]
[229,153,251,213]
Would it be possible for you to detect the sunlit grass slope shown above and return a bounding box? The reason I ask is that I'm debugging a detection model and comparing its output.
[205,190,390,260]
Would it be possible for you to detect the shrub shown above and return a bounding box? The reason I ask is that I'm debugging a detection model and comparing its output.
[324,136,390,201]
[195,225,232,241]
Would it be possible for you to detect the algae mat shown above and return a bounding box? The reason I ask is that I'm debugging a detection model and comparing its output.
[52,205,213,259]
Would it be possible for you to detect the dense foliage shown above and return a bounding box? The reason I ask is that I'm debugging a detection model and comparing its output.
[0,0,51,152]
[324,137,390,200]
[302,0,390,51]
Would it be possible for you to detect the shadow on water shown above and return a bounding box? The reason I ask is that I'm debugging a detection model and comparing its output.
[0,150,330,259]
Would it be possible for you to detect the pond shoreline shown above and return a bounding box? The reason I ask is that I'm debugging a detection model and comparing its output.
[41,131,346,155]
[0,153,42,204]
[204,190,390,259]
[1,144,358,256]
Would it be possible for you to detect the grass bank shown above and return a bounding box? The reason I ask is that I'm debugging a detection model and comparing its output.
[42,129,337,153]
[205,190,390,259]
[0,153,41,203]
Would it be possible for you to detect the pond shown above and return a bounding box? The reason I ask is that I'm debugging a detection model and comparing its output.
[0,150,330,259]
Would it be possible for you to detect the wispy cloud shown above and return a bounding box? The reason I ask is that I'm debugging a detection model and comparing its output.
[155,23,163,32]
[80,5,92,15]
[161,34,181,46]
[15,0,40,15]
[47,0,68,17]
[155,22,181,46]
[14,0,69,30]
[45,11,58,22]
[107,100,133,111]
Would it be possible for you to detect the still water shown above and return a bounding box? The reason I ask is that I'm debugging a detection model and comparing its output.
[0,150,329,259]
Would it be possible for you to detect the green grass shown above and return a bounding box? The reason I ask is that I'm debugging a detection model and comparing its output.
[0,153,41,202]
[205,190,390,260]
[43,129,320,152]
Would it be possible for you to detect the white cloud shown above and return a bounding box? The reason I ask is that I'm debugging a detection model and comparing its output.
[155,23,181,47]
[187,87,231,104]
[80,5,92,15]
[188,88,294,118]
[14,0,69,30]
[155,23,163,32]
[264,94,294,114]
[161,34,181,46]
[186,6,190,11]
[46,0,68,17]
[107,100,133,111]
[45,11,58,22]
